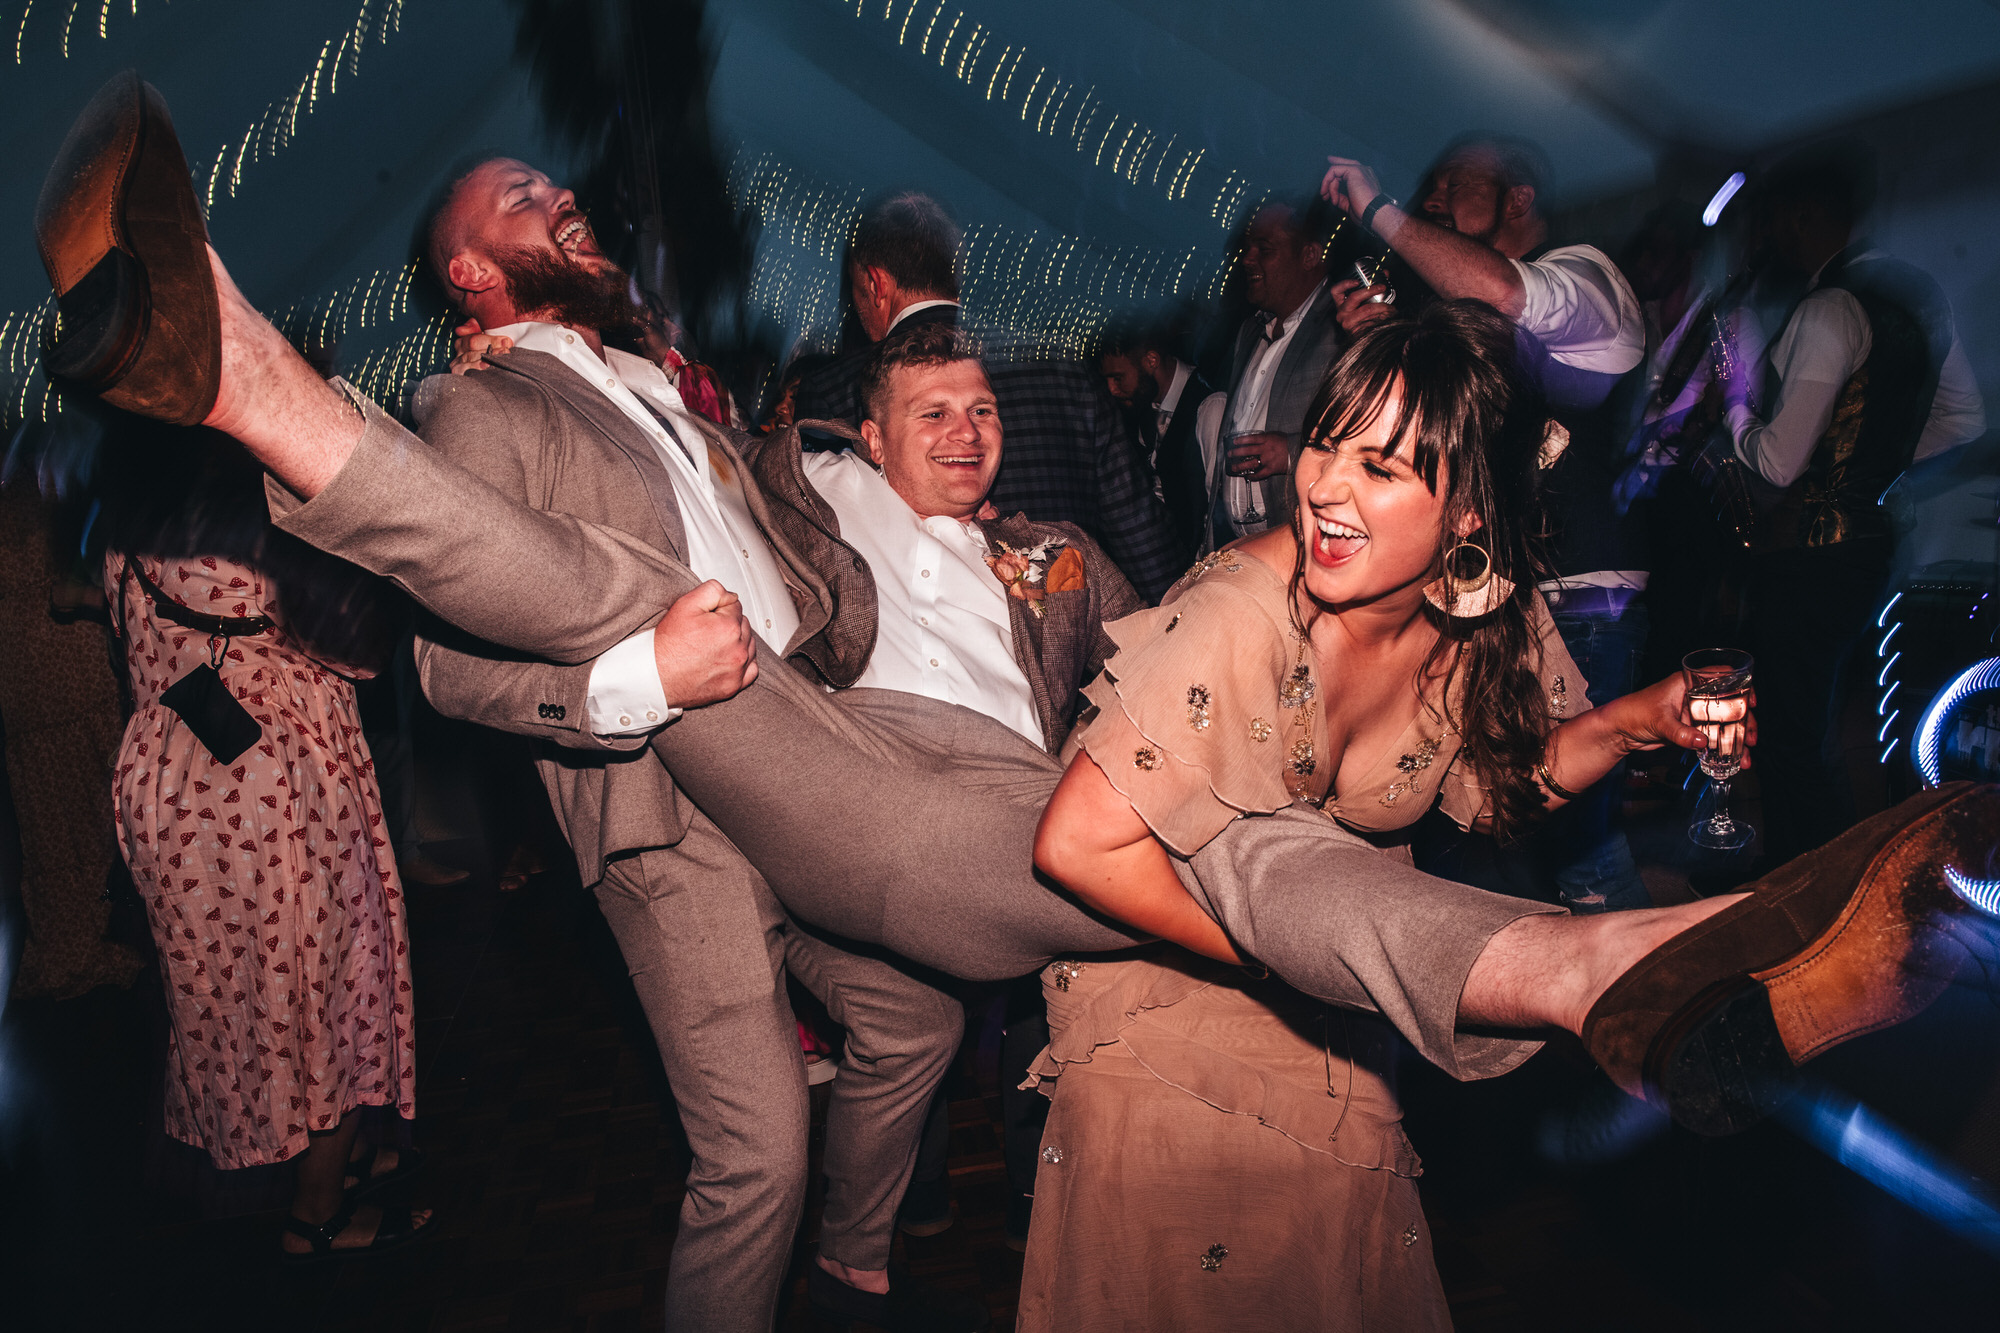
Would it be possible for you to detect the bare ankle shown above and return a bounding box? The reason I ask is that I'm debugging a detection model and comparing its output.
[816,1253,890,1294]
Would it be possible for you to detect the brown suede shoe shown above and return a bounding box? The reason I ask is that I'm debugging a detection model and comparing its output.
[35,70,219,425]
[1584,781,1998,1136]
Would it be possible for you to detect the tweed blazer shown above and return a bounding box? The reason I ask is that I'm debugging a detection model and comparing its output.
[1216,283,1345,531]
[745,420,1145,754]
[792,304,1182,602]
[408,348,842,887]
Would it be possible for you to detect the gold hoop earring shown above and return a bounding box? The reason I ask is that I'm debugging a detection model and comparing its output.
[1423,541,1514,620]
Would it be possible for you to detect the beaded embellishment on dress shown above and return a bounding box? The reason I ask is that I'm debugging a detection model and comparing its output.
[1380,732,1446,807]
[1187,684,1212,731]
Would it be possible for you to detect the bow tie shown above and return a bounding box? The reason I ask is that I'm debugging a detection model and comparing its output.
[1262,315,1286,344]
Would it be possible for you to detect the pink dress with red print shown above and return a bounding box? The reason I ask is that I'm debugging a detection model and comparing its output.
[106,551,415,1169]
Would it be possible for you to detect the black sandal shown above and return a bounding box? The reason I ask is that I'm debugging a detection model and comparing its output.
[343,1143,427,1200]
[282,1202,435,1264]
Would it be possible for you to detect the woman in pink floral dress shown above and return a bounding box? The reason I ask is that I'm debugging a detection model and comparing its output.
[103,437,430,1259]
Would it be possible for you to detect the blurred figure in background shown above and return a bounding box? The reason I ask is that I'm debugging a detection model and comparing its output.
[761,350,835,436]
[1325,136,1651,912]
[1209,196,1344,545]
[1096,315,1223,568]
[96,424,429,1260]
[1716,142,1984,866]
[0,480,145,996]
[630,293,741,429]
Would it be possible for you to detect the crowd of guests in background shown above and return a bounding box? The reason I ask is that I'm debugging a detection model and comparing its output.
[17,70,1989,1333]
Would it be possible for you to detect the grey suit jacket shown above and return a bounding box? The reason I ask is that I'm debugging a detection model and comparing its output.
[408,349,840,887]
[744,420,1144,754]
[1216,283,1345,529]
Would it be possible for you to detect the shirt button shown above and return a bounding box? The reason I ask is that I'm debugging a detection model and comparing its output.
[929,658,940,667]
[645,709,659,722]
[564,333,575,344]
[618,714,632,727]
[764,618,772,628]
[921,569,931,578]
[742,549,750,559]
[919,616,929,626]
[606,378,616,389]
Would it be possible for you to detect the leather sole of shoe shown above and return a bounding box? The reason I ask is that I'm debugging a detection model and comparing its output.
[1646,786,1988,1136]
[35,69,219,425]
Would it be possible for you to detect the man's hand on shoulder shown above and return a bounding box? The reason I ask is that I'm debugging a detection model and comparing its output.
[450,319,513,375]
[654,580,759,707]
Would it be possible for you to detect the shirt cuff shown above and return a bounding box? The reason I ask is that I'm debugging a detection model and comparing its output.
[1725,402,1759,455]
[586,627,680,737]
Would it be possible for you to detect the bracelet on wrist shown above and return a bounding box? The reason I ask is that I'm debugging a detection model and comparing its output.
[1359,193,1398,233]
[1536,755,1583,802]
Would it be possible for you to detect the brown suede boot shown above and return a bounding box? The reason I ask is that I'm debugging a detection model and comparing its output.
[35,70,219,425]
[1584,781,1998,1136]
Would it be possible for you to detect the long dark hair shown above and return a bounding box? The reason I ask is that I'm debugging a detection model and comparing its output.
[1290,299,1553,839]
[88,418,400,672]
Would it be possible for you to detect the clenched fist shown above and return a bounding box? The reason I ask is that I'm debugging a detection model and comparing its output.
[653,580,759,707]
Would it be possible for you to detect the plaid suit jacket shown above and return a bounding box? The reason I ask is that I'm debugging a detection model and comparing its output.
[745,420,1144,754]
[793,304,1180,602]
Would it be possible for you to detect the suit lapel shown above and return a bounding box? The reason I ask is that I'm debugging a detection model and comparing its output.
[500,350,692,561]
[978,513,1089,754]
[1270,285,1339,429]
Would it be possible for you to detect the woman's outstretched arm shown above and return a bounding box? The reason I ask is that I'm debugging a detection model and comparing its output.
[1034,752,1242,964]
[1530,672,1754,812]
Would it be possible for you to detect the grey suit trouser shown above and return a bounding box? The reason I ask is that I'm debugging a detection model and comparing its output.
[275,396,1559,1083]
[599,812,958,1333]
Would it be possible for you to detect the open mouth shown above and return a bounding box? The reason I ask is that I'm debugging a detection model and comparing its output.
[1312,516,1368,565]
[932,453,985,470]
[553,215,593,255]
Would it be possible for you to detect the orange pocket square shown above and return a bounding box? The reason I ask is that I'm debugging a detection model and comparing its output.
[1044,547,1087,593]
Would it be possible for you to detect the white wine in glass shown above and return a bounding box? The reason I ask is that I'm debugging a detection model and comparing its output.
[1683,648,1755,851]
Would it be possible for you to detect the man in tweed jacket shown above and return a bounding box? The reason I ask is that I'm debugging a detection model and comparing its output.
[741,318,1141,1247]
[791,192,1181,601]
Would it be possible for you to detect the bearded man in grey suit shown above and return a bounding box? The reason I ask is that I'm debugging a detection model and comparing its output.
[404,157,989,1333]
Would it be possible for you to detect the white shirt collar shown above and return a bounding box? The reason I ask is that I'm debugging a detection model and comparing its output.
[1153,359,1192,418]
[887,299,961,333]
[1262,282,1325,337]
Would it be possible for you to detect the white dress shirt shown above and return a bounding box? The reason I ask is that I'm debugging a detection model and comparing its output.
[801,451,1042,745]
[1222,283,1324,533]
[1726,250,1985,489]
[1511,244,1645,376]
[487,322,799,736]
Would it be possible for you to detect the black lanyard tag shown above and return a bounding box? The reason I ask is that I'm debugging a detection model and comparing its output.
[159,663,262,765]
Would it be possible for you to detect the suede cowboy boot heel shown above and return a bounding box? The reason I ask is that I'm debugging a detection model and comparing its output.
[1585,780,1998,1136]
[35,69,219,425]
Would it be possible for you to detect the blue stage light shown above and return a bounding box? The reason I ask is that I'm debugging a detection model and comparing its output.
[1702,172,1746,226]
[1913,656,2000,787]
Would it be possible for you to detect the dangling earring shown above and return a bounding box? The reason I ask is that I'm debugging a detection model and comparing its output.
[1423,540,1515,619]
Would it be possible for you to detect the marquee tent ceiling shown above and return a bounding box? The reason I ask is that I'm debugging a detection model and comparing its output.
[4,0,1998,425]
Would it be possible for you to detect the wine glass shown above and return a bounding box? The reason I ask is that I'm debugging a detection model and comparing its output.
[1683,648,1755,850]
[1228,432,1265,525]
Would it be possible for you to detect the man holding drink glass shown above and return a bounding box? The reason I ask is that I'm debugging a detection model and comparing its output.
[1209,196,1346,546]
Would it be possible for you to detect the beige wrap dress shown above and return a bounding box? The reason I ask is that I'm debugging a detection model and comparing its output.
[1017,550,1584,1332]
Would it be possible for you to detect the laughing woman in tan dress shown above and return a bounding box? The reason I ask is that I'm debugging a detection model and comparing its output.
[1021,302,1706,1330]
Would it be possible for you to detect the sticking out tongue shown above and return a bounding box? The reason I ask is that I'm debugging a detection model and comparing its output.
[1318,528,1367,563]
